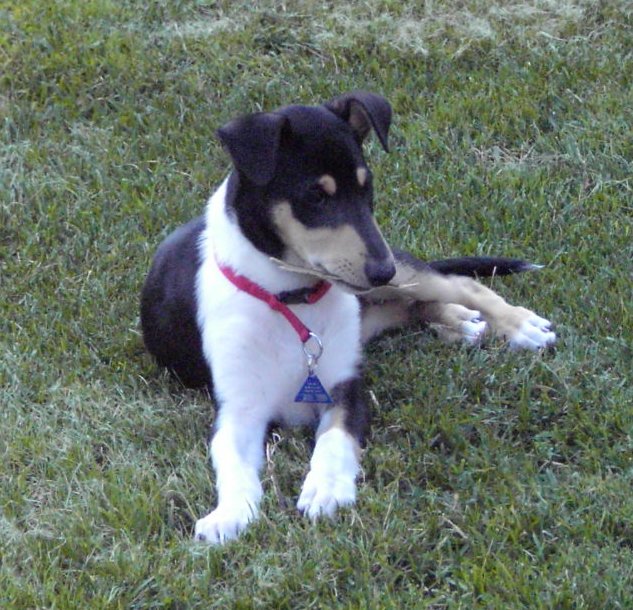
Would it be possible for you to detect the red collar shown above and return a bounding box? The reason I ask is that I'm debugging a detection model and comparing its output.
[216,261,331,343]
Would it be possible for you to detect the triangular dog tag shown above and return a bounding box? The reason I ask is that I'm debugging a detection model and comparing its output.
[294,374,333,404]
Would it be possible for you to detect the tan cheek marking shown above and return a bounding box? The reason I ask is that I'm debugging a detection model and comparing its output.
[318,174,337,196]
[271,202,368,265]
[356,167,367,187]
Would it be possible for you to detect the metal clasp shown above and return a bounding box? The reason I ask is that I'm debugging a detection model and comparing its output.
[302,332,324,375]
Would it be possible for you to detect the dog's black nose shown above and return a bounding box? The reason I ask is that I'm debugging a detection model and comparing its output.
[365,258,396,286]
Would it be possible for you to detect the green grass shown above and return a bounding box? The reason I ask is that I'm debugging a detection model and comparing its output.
[1,0,632,607]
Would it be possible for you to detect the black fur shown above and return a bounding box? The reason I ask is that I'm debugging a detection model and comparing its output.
[330,378,371,448]
[429,256,539,277]
[140,216,211,388]
[393,248,538,278]
[217,112,288,186]
[325,90,391,151]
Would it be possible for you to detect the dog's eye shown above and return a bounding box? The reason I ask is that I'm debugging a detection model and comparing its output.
[305,184,327,205]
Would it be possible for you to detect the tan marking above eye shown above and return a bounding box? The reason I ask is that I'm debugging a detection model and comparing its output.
[318,174,337,196]
[356,167,367,187]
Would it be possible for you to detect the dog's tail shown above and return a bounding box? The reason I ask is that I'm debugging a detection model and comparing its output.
[428,256,542,277]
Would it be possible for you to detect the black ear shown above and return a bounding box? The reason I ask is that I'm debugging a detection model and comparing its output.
[217,112,288,186]
[325,91,392,152]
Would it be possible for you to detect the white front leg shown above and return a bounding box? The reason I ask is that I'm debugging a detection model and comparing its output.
[297,408,360,521]
[194,417,266,545]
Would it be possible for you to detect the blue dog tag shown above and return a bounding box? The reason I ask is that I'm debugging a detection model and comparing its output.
[295,374,333,404]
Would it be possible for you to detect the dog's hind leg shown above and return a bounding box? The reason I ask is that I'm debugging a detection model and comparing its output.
[359,299,412,343]
[362,249,556,349]
[359,298,488,345]
[417,302,488,345]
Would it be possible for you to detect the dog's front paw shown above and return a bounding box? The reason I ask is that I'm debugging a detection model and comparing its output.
[496,307,556,350]
[297,470,356,521]
[194,501,257,545]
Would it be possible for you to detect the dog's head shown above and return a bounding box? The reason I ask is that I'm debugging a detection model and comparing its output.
[218,91,396,292]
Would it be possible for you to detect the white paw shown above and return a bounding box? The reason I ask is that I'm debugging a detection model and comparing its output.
[432,305,487,344]
[194,501,257,545]
[460,310,487,345]
[509,314,556,350]
[297,470,356,521]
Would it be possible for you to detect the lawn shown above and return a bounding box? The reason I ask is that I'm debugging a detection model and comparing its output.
[1,0,632,607]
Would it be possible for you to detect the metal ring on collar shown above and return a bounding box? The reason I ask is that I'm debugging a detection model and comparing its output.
[302,332,324,362]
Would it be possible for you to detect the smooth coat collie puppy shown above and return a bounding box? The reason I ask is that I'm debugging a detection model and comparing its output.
[141,91,556,544]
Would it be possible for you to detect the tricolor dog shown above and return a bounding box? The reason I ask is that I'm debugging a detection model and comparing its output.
[140,91,556,544]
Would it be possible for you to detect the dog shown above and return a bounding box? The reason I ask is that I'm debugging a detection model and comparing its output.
[140,91,556,545]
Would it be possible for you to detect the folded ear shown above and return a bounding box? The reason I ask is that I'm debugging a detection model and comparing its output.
[217,112,288,186]
[325,91,392,152]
